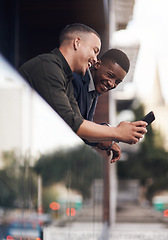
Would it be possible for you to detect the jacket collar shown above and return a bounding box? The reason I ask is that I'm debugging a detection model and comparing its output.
[52,48,73,81]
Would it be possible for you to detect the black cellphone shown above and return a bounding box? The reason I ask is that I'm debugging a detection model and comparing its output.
[141,111,155,125]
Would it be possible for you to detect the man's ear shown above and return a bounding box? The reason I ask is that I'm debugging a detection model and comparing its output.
[94,59,101,70]
[73,37,81,50]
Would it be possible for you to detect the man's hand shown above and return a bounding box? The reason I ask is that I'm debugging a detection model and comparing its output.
[116,121,147,144]
[96,141,121,163]
[107,142,121,163]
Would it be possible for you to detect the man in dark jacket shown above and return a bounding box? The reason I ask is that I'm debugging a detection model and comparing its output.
[73,49,130,162]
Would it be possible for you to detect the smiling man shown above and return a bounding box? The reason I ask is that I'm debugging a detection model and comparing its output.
[19,24,147,150]
[19,23,101,133]
[73,48,129,121]
[72,49,130,162]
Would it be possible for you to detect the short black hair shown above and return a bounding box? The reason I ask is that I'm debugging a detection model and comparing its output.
[100,48,130,73]
[59,23,101,46]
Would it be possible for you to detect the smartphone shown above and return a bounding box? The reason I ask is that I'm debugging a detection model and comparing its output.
[141,111,155,125]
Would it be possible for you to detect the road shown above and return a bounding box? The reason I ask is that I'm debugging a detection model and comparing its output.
[43,222,168,240]
[43,203,168,240]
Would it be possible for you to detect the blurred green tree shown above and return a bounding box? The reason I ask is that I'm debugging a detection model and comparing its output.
[35,144,104,199]
[117,104,168,201]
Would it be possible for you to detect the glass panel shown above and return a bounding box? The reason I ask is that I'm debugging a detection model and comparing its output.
[0,54,104,240]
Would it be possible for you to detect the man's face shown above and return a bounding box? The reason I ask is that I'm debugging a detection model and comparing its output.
[93,61,127,94]
[74,33,101,76]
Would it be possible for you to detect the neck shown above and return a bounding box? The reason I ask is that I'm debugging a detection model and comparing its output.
[59,46,75,72]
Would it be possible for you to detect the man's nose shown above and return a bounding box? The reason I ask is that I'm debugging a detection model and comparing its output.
[93,55,98,63]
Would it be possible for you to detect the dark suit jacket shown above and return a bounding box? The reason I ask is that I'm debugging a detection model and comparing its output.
[72,71,98,121]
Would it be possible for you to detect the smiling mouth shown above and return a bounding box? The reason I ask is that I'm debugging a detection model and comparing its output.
[101,83,108,92]
[101,82,115,92]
